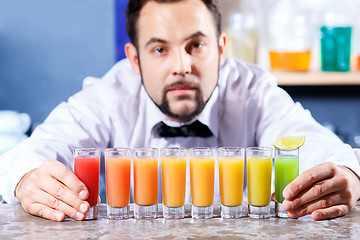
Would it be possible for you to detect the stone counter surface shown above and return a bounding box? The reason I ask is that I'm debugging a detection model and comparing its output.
[1,202,360,239]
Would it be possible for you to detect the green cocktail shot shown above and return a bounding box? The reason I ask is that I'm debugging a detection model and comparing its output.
[275,155,299,203]
[273,136,305,218]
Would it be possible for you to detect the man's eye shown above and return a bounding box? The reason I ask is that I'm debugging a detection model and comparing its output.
[154,47,165,54]
[192,42,203,49]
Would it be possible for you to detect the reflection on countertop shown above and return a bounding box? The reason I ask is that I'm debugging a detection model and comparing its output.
[1,202,360,239]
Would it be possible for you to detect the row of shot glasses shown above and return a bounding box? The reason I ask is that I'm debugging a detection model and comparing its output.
[73,146,299,220]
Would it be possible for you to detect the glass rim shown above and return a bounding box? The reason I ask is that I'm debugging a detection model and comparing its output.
[274,146,300,151]
[246,146,273,152]
[74,147,101,152]
[105,147,131,152]
[218,146,244,151]
[160,147,187,152]
[189,147,216,151]
[133,147,158,152]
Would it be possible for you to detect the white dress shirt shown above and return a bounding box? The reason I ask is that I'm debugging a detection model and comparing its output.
[1,57,359,204]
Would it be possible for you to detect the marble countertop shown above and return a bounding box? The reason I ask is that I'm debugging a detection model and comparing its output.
[1,202,360,239]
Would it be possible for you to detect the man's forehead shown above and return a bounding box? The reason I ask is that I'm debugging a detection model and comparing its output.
[137,0,215,43]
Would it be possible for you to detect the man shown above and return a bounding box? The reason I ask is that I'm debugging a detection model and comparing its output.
[1,0,359,222]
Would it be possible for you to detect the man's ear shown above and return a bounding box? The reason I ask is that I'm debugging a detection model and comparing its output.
[125,43,141,75]
[218,32,227,67]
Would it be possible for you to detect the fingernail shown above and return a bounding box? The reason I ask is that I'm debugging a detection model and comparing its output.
[288,210,298,218]
[312,211,321,220]
[79,190,87,200]
[282,200,292,210]
[76,212,84,220]
[283,188,291,199]
[80,203,88,213]
[56,212,63,221]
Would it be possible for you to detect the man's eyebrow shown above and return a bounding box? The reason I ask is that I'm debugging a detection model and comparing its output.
[145,31,208,48]
[145,38,168,48]
[185,31,207,41]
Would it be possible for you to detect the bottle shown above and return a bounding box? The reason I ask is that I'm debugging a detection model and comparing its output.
[319,0,355,72]
[264,0,314,71]
[356,2,360,71]
[225,0,259,64]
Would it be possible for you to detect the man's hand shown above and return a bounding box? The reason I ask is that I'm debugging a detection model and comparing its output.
[15,160,90,221]
[282,162,360,220]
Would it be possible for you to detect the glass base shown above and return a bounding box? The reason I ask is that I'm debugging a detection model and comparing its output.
[191,205,213,219]
[163,205,185,219]
[248,204,270,219]
[85,205,98,220]
[221,205,242,219]
[107,205,129,220]
[275,202,290,218]
[134,203,158,219]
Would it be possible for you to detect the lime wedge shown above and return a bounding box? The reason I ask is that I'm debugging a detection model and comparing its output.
[273,136,305,150]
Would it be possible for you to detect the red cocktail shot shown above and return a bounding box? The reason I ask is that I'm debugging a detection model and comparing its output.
[74,148,100,220]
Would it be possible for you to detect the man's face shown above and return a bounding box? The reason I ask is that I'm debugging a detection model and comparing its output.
[126,0,226,122]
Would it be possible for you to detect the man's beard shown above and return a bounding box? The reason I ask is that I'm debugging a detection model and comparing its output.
[158,80,206,123]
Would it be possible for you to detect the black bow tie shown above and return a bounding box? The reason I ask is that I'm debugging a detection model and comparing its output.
[157,120,213,138]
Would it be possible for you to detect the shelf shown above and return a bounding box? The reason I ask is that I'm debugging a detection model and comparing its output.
[272,71,360,86]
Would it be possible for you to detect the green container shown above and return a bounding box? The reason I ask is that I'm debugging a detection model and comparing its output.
[275,155,299,203]
[320,26,352,72]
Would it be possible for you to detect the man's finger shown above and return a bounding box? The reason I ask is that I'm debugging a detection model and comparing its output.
[42,160,89,200]
[282,178,343,211]
[311,204,350,221]
[27,202,66,222]
[283,163,336,199]
[37,175,89,215]
[286,192,346,218]
[31,189,87,221]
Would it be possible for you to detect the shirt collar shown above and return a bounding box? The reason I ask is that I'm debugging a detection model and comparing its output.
[145,86,220,138]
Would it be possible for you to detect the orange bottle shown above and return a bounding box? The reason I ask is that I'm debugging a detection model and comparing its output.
[269,51,311,71]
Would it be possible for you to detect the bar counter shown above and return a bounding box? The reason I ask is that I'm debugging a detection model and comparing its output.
[1,202,360,239]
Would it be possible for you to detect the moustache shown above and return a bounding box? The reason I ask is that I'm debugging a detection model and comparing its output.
[163,80,200,93]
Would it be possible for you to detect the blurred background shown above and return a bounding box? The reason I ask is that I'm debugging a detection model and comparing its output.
[1,0,360,201]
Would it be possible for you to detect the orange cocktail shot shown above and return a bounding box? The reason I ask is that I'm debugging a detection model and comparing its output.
[105,148,131,220]
[133,147,158,219]
[190,147,215,219]
[218,147,244,218]
[161,147,187,219]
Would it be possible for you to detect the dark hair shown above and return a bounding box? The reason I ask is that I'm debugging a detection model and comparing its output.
[126,0,221,49]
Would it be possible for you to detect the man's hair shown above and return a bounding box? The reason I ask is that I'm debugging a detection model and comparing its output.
[126,0,221,49]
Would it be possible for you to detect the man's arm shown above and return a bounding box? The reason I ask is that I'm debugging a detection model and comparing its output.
[0,77,113,220]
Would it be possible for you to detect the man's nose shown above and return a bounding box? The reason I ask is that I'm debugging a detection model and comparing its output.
[172,49,192,75]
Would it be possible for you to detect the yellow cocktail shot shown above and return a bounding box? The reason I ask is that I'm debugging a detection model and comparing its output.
[246,147,273,219]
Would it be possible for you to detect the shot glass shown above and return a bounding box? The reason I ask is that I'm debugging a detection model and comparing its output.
[105,148,131,220]
[246,147,272,219]
[189,147,215,219]
[275,147,299,218]
[74,148,100,220]
[161,147,187,219]
[133,147,158,219]
[218,147,244,218]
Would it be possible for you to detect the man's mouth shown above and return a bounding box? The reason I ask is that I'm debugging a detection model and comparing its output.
[168,85,196,95]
